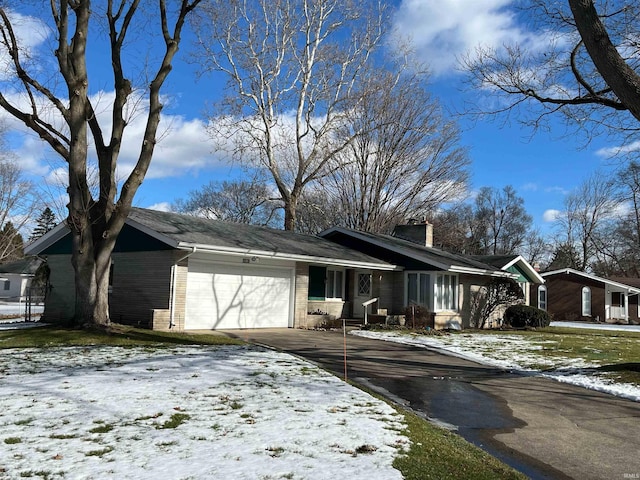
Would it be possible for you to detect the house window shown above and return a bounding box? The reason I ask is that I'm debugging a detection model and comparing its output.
[407,272,430,306]
[308,266,344,301]
[435,273,458,311]
[326,269,344,300]
[3,280,9,291]
[538,285,547,311]
[308,266,327,300]
[582,286,591,316]
[358,273,371,296]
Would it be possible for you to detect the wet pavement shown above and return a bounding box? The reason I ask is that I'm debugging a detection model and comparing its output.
[221,328,640,480]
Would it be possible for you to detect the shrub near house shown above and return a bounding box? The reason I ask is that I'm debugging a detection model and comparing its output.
[505,305,551,328]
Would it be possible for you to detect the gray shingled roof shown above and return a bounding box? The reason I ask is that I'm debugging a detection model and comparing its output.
[0,256,43,275]
[472,255,520,269]
[320,227,507,274]
[128,208,393,267]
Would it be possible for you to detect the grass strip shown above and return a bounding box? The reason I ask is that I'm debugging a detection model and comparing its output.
[0,324,244,349]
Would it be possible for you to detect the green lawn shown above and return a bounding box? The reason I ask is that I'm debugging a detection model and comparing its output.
[0,324,526,479]
[465,326,640,385]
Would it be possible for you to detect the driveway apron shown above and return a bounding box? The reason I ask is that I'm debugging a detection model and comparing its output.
[222,328,640,480]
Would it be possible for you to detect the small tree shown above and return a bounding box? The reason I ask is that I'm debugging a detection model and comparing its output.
[470,278,524,329]
[29,208,57,241]
[0,222,24,263]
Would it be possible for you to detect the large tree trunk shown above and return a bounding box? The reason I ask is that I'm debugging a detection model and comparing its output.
[569,0,640,122]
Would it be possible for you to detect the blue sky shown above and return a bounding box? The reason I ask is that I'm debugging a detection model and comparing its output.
[1,0,626,234]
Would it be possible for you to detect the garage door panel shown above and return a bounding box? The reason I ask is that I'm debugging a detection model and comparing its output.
[185,261,292,330]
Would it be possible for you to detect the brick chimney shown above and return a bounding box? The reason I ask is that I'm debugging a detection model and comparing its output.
[392,220,433,248]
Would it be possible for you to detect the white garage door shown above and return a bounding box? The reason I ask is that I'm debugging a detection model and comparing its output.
[185,260,292,330]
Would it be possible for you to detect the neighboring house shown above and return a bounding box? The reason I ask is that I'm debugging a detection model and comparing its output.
[319,223,544,329]
[531,268,640,324]
[0,256,44,301]
[472,255,545,306]
[25,208,395,330]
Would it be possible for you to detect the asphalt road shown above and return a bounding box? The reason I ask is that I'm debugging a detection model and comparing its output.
[222,328,640,480]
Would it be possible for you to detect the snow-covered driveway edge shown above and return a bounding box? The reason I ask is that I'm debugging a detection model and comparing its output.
[0,344,409,479]
[350,330,640,402]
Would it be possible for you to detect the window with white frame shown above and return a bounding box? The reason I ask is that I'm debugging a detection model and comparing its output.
[435,273,458,311]
[3,280,9,291]
[538,285,547,311]
[325,268,344,300]
[407,272,430,306]
[581,286,591,316]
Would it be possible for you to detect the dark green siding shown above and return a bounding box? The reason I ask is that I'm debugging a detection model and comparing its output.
[41,224,174,255]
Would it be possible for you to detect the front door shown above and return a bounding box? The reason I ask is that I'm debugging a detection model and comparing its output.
[353,270,372,318]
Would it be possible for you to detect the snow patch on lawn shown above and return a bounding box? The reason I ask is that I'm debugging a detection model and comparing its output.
[351,330,640,402]
[0,345,407,479]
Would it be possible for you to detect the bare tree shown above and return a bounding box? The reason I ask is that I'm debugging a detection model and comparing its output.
[462,1,640,149]
[315,69,469,234]
[0,145,38,262]
[590,161,640,276]
[0,1,201,326]
[475,186,533,255]
[193,0,387,230]
[173,179,282,226]
[553,172,620,271]
[470,278,523,329]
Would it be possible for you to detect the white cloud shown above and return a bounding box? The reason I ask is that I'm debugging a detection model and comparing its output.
[596,140,640,159]
[1,89,225,186]
[521,182,538,192]
[543,209,561,222]
[145,202,172,212]
[391,0,546,76]
[0,11,50,81]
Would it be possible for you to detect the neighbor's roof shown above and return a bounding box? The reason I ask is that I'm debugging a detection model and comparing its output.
[472,254,545,284]
[0,256,43,275]
[320,227,515,278]
[27,209,397,270]
[542,268,640,294]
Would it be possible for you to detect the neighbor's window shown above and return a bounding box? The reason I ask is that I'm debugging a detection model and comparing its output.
[407,272,430,306]
[325,268,344,300]
[3,280,9,291]
[581,286,591,316]
[435,273,458,311]
[538,285,547,311]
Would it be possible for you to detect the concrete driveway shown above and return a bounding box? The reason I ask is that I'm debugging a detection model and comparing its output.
[222,328,640,480]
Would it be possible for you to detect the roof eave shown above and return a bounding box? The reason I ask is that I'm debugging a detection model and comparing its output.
[177,243,398,271]
[24,223,70,255]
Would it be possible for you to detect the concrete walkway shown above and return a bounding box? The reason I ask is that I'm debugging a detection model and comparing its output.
[222,328,640,480]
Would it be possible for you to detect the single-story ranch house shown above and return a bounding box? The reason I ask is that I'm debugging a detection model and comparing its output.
[530,268,640,324]
[0,256,44,302]
[26,209,543,330]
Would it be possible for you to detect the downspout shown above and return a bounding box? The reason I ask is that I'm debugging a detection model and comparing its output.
[169,247,196,329]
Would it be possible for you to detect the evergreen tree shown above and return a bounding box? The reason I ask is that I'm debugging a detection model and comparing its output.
[29,207,57,241]
[0,222,24,262]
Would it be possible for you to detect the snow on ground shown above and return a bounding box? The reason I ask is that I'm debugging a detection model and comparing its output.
[0,345,407,479]
[351,330,640,402]
[0,303,44,316]
[550,320,640,332]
